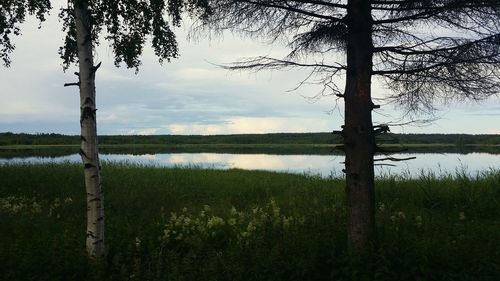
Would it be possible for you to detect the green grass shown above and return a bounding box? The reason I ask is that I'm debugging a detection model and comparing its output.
[0,163,499,280]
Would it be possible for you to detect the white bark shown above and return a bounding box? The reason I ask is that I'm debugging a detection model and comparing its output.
[74,1,105,259]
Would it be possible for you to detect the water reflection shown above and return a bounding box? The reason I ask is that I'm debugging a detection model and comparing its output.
[0,152,498,178]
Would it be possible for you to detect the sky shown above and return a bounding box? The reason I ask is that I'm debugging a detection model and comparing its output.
[0,4,499,136]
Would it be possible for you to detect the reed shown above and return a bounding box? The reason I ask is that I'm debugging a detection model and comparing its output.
[1,163,498,280]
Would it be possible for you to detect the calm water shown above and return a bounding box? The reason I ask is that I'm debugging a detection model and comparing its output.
[1,152,498,178]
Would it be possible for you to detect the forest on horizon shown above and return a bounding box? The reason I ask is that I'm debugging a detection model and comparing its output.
[1,132,499,146]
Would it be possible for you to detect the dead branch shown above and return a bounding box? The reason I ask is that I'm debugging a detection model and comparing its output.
[374,156,417,162]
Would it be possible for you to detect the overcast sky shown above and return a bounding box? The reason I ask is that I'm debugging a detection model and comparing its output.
[0,4,499,135]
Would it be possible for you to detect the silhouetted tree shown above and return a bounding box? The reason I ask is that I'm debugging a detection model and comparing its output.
[201,0,500,259]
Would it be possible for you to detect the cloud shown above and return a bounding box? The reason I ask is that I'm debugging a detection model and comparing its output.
[1,3,497,135]
[165,116,332,135]
[99,113,120,123]
[175,67,235,81]
[97,67,133,82]
[126,128,161,135]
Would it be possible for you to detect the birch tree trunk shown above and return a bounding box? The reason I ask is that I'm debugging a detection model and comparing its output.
[343,0,375,257]
[74,0,105,259]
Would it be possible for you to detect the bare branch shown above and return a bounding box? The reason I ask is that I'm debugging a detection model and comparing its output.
[374,156,417,162]
[291,0,347,9]
[221,56,346,72]
[199,0,500,116]
[240,0,344,21]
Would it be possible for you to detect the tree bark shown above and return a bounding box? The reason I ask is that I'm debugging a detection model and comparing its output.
[343,0,375,257]
[74,1,105,259]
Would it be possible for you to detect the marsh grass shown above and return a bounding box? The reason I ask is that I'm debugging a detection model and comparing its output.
[0,163,498,280]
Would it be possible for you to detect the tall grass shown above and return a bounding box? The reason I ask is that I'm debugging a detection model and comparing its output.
[0,163,498,280]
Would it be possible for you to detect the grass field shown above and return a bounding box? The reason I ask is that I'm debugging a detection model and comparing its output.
[1,163,499,280]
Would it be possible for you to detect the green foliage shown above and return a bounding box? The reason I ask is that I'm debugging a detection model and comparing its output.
[0,0,52,66]
[373,169,500,281]
[58,0,211,71]
[0,163,499,280]
[1,0,211,69]
[1,132,499,147]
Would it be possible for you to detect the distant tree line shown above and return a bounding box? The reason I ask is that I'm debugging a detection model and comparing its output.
[1,132,499,146]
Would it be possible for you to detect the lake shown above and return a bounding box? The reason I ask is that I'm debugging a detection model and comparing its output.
[1,152,498,178]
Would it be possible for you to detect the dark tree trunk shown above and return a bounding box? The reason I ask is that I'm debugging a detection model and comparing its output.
[74,0,105,259]
[343,0,375,257]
